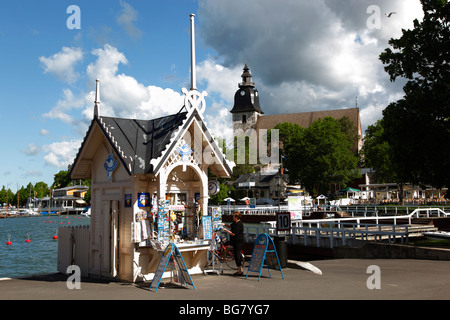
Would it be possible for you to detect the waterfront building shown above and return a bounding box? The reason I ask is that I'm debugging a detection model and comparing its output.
[35,185,88,214]
[65,15,233,282]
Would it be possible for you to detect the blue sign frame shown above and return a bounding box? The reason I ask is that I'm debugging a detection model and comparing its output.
[149,243,196,292]
[246,233,284,280]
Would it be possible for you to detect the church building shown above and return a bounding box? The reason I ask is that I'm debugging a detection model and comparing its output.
[230,64,363,203]
[231,64,363,152]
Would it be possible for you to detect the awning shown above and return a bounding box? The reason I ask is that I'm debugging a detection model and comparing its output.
[341,187,360,192]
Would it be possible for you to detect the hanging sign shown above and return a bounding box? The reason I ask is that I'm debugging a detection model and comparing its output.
[202,216,213,240]
[157,201,169,242]
[104,154,118,180]
[125,194,132,207]
[246,233,284,280]
[208,180,220,195]
[150,243,195,292]
[138,193,150,207]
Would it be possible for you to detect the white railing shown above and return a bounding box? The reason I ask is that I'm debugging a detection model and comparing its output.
[216,204,450,217]
[243,223,409,249]
[221,205,290,215]
[242,208,450,248]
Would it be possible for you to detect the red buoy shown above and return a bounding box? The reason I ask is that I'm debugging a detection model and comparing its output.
[26,239,31,243]
[6,241,12,245]
[53,235,58,240]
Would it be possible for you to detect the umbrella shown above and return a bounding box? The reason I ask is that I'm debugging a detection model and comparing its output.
[223,197,235,202]
[240,197,250,201]
[341,187,360,192]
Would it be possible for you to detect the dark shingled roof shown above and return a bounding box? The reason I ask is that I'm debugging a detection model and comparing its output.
[97,111,188,175]
[69,111,188,178]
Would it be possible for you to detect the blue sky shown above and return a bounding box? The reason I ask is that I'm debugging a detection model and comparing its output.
[0,0,423,190]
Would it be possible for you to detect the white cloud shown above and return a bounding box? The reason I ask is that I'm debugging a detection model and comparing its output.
[197,60,241,105]
[84,44,184,120]
[23,143,40,156]
[43,89,85,125]
[197,0,424,134]
[204,106,233,145]
[39,47,83,84]
[43,139,82,169]
[40,129,50,136]
[117,0,143,39]
[42,44,185,168]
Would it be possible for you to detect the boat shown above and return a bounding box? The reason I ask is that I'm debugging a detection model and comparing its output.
[422,231,450,241]
[82,207,91,217]
[18,209,35,216]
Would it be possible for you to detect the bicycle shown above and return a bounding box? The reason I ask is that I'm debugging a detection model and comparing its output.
[205,233,246,270]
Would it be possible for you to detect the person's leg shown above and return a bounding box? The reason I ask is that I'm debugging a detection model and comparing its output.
[233,242,243,274]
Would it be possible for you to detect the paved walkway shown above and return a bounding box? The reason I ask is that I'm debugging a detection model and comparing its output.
[1,259,449,302]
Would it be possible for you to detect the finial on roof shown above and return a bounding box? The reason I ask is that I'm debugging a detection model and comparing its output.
[94,79,100,117]
[182,14,207,115]
[190,14,196,91]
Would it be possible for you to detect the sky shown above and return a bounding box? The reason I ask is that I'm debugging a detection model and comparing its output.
[0,0,424,190]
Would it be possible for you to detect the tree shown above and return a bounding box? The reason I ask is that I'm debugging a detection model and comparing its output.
[53,170,72,189]
[0,186,15,207]
[379,0,450,194]
[276,117,360,195]
[361,120,395,183]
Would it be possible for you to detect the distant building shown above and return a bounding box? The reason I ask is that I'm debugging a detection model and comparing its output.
[230,64,363,196]
[38,185,89,214]
[231,64,363,154]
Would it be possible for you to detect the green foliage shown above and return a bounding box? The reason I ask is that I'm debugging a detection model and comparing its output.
[1,170,91,207]
[379,0,450,190]
[361,120,395,183]
[276,117,360,195]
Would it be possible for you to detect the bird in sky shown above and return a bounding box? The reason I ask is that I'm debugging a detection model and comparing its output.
[385,12,397,18]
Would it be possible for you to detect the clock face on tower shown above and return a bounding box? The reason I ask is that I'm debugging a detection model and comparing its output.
[240,90,245,96]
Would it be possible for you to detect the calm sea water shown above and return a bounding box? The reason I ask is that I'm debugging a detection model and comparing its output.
[0,215,90,278]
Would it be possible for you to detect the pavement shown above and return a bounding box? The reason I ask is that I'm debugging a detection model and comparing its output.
[1,258,450,303]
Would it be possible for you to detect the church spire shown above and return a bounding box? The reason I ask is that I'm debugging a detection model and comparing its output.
[230,64,263,114]
[240,63,255,88]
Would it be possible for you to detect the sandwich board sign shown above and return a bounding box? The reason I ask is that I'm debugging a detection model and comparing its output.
[149,243,195,292]
[246,233,284,280]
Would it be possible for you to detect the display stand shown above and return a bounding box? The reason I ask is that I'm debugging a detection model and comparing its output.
[246,233,285,281]
[202,216,221,275]
[203,234,222,275]
[149,242,196,292]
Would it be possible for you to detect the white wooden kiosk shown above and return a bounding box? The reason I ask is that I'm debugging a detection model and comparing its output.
[69,15,234,282]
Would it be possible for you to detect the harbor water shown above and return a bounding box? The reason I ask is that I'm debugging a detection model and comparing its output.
[0,215,89,279]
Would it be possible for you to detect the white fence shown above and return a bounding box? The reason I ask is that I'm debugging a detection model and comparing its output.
[243,208,449,248]
[218,204,450,217]
[243,223,409,249]
[57,225,90,277]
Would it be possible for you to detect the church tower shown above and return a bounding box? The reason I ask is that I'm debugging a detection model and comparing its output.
[230,64,264,135]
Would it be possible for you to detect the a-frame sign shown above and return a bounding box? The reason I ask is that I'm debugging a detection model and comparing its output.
[246,233,285,280]
[150,243,196,292]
